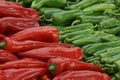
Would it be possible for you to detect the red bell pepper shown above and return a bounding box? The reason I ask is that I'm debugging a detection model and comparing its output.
[0,1,23,7]
[47,57,104,75]
[0,6,39,21]
[0,59,47,69]
[0,37,71,53]
[53,70,110,80]
[10,26,59,42]
[3,68,47,80]
[18,47,83,60]
[0,49,18,63]
[0,17,39,33]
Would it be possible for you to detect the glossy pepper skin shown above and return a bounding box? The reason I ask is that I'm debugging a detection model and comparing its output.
[40,7,64,19]
[53,70,110,80]
[83,3,116,12]
[0,37,71,53]
[3,68,47,80]
[98,18,120,30]
[0,0,23,7]
[18,47,83,61]
[47,57,104,75]
[0,6,39,21]
[10,26,59,42]
[0,70,7,80]
[46,10,82,26]
[0,59,47,69]
[31,0,67,9]
[83,40,120,56]
[40,75,51,80]
[0,49,18,63]
[0,17,39,33]
[66,0,103,10]
[72,15,108,25]
[60,23,94,35]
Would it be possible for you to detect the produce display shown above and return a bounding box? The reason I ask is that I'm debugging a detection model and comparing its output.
[1,0,120,80]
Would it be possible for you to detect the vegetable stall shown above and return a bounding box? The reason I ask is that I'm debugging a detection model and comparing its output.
[1,0,120,80]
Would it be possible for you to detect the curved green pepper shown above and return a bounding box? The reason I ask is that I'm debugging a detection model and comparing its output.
[84,40,120,56]
[31,0,67,9]
[114,72,120,80]
[98,18,120,30]
[60,23,94,35]
[103,26,120,35]
[101,34,120,41]
[64,34,92,43]
[60,29,94,41]
[93,49,108,57]
[100,47,120,63]
[83,3,116,12]
[40,7,64,19]
[73,31,108,46]
[72,15,109,25]
[114,0,120,7]
[46,10,83,26]
[66,0,105,10]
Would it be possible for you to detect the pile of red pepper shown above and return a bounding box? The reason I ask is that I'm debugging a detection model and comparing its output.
[0,0,111,80]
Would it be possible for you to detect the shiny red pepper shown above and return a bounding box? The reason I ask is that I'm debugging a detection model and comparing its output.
[18,47,83,61]
[53,70,110,80]
[47,57,104,75]
[0,6,39,21]
[0,17,39,33]
[10,26,59,42]
[0,49,18,63]
[0,37,71,53]
[40,75,51,80]
[0,59,47,69]
[0,1,23,7]
[3,68,47,80]
[0,70,7,80]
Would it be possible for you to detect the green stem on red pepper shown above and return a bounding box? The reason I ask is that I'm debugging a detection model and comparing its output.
[0,42,6,49]
[0,37,72,53]
[47,57,104,75]
[48,63,57,74]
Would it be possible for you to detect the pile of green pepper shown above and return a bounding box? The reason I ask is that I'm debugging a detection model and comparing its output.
[5,0,120,80]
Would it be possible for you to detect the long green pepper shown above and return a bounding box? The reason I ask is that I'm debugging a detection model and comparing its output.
[60,23,94,35]
[31,0,67,9]
[72,31,108,46]
[83,3,116,12]
[64,34,93,43]
[40,7,64,19]
[66,0,106,10]
[47,10,91,26]
[72,15,109,25]
[83,40,120,56]
[103,27,120,35]
[60,29,94,41]
[98,18,120,30]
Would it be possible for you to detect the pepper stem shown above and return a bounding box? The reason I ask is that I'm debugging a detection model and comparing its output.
[43,15,53,22]
[71,20,81,26]
[48,63,57,74]
[0,42,6,49]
